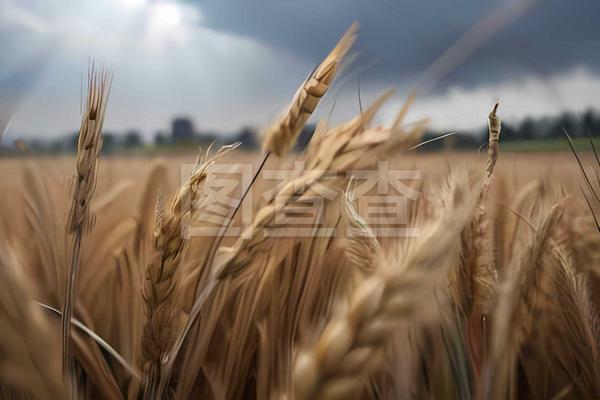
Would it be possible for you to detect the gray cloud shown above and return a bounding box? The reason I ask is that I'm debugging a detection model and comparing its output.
[189,0,600,87]
[2,0,600,138]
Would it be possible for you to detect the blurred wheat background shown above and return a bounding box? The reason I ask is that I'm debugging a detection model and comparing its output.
[1,8,600,400]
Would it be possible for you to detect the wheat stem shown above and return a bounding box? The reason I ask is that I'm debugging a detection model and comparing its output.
[62,65,111,391]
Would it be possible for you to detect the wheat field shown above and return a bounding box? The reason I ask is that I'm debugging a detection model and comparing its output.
[0,24,599,400]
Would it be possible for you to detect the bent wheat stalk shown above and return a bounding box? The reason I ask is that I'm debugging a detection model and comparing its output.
[38,302,141,380]
[262,21,358,157]
[217,90,416,277]
[161,91,422,397]
[164,26,359,390]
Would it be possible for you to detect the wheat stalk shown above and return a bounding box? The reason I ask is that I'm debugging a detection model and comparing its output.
[293,172,481,399]
[162,92,423,398]
[548,242,600,397]
[483,201,563,400]
[218,91,423,277]
[443,103,502,392]
[62,66,111,387]
[262,22,358,157]
[140,144,237,398]
[452,103,501,314]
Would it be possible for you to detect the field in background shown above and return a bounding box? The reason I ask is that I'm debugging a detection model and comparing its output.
[1,149,590,180]
[0,150,593,217]
[500,137,600,152]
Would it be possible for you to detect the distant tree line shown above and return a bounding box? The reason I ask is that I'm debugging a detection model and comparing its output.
[3,109,600,155]
[419,109,600,152]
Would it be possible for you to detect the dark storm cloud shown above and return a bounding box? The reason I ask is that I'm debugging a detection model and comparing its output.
[187,0,600,87]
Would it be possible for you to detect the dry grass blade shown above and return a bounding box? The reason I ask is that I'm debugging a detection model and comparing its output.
[564,128,600,232]
[262,22,358,156]
[62,65,112,386]
[37,302,141,380]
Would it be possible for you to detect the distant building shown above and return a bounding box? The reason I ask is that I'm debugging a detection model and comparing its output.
[172,117,195,142]
[124,130,143,149]
[102,132,117,154]
[154,131,168,145]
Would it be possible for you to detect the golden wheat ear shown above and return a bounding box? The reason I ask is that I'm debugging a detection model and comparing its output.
[141,144,239,398]
[293,171,482,400]
[482,201,563,400]
[486,103,501,178]
[451,107,501,309]
[262,21,358,157]
[549,247,600,398]
[62,65,112,390]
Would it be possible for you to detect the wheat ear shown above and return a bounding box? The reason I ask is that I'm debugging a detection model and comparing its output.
[140,145,237,398]
[293,173,481,399]
[486,103,500,178]
[161,92,422,397]
[262,22,358,157]
[62,66,111,385]
[218,91,422,277]
[454,103,501,315]
[549,246,600,397]
[483,202,562,400]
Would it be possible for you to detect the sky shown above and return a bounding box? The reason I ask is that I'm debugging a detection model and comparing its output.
[1,0,600,140]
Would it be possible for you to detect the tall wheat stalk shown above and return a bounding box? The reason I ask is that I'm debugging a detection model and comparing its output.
[62,66,111,389]
[483,201,563,400]
[161,27,360,393]
[141,145,238,398]
[443,103,501,397]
